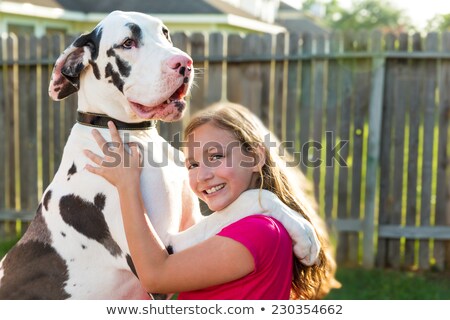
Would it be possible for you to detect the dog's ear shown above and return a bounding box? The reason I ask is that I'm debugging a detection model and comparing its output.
[48,28,102,101]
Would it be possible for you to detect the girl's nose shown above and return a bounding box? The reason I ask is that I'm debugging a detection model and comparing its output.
[197,165,213,182]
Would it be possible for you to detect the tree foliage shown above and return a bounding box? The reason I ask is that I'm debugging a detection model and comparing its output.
[426,13,450,32]
[302,0,410,32]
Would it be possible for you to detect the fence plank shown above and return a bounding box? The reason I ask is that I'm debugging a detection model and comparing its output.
[312,35,325,207]
[434,32,450,270]
[286,33,300,157]
[0,35,5,212]
[273,33,285,139]
[189,32,207,116]
[259,34,273,127]
[51,35,63,178]
[363,31,384,268]
[18,35,30,212]
[299,33,313,174]
[27,35,39,212]
[324,32,340,223]
[207,32,224,105]
[349,32,370,264]
[336,31,353,265]
[419,32,439,270]
[5,35,17,211]
[0,35,6,239]
[226,34,244,106]
[239,34,264,117]
[40,35,51,192]
[376,33,396,267]
[388,33,408,268]
[404,33,422,268]
[379,226,450,240]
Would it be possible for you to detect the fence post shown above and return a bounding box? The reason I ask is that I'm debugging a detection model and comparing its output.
[363,31,384,268]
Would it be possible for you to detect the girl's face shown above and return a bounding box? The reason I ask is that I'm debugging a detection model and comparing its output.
[185,123,262,212]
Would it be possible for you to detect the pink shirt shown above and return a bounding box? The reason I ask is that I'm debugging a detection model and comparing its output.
[178,215,293,300]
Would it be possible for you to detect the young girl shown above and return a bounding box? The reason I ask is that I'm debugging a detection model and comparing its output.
[84,102,334,299]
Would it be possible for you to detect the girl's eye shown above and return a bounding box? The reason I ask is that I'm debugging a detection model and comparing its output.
[209,154,223,161]
[122,38,136,49]
[186,162,198,170]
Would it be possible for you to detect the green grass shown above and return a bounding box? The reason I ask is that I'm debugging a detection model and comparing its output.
[0,237,20,258]
[325,267,450,299]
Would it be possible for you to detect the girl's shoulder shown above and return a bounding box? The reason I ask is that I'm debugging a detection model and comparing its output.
[218,215,292,271]
[219,214,290,244]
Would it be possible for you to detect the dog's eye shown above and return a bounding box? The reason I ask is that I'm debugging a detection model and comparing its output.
[162,27,171,43]
[122,38,136,49]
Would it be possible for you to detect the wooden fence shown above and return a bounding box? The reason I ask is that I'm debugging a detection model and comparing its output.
[0,31,449,270]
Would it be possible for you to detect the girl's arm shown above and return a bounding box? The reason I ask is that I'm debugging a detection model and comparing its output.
[84,122,254,294]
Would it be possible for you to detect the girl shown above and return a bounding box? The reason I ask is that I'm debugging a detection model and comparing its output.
[84,102,335,299]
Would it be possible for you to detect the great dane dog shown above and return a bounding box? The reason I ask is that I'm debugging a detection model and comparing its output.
[0,11,319,299]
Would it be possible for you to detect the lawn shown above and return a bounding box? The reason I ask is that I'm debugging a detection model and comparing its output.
[325,266,450,300]
[1,238,449,300]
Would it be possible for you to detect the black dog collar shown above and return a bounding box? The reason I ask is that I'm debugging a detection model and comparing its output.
[77,111,156,130]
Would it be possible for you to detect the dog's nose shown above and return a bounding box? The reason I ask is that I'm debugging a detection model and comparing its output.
[167,55,193,77]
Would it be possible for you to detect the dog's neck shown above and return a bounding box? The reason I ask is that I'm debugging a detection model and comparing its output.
[76,111,157,130]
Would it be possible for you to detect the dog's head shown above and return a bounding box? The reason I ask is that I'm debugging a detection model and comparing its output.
[48,11,194,122]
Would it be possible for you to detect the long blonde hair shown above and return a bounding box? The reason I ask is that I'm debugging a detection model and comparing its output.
[184,102,340,299]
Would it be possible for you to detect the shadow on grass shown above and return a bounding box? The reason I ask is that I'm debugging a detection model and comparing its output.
[325,267,450,300]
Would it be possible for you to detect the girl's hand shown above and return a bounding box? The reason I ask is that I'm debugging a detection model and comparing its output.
[84,121,142,189]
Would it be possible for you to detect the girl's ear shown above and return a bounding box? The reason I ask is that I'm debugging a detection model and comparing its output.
[252,145,266,173]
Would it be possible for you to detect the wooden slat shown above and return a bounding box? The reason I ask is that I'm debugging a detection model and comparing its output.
[0,35,6,211]
[335,31,353,265]
[349,32,370,265]
[419,32,439,270]
[0,210,35,222]
[333,218,363,232]
[388,32,409,269]
[51,35,63,177]
[5,35,17,210]
[363,31,384,268]
[298,33,313,174]
[324,32,340,223]
[272,33,285,139]
[434,32,450,270]
[404,33,422,268]
[258,34,273,127]
[18,35,30,212]
[376,33,396,268]
[206,32,224,105]
[379,226,450,240]
[189,32,206,117]
[285,33,300,156]
[40,35,51,192]
[226,33,244,106]
[241,34,264,117]
[311,35,325,207]
[27,35,39,211]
